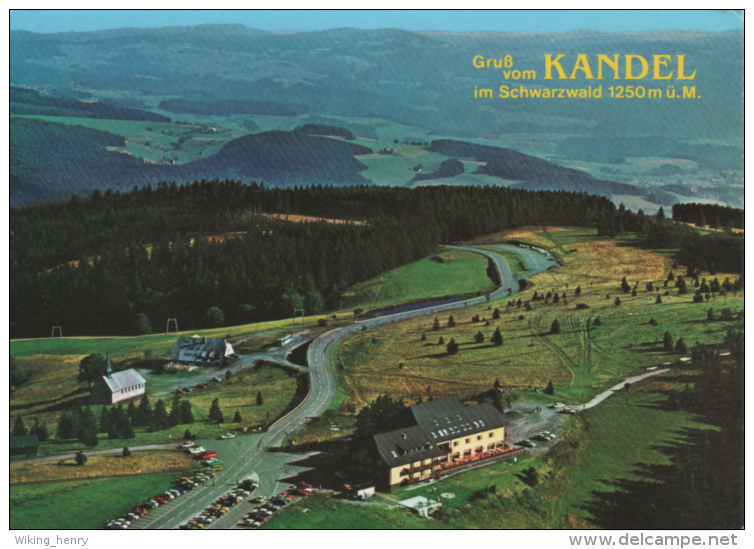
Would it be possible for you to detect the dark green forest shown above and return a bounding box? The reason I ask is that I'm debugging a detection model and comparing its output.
[672,203,744,230]
[11,86,170,122]
[10,182,743,339]
[10,119,372,204]
[11,182,616,338]
[426,139,664,201]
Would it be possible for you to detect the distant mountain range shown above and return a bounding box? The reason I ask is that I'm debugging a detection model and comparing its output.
[9,25,743,207]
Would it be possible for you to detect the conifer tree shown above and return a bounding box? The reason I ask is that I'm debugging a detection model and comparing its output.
[136,394,152,427]
[209,398,224,423]
[446,338,459,355]
[30,418,49,442]
[151,399,170,431]
[179,401,194,424]
[12,414,27,437]
[550,319,561,334]
[544,380,555,396]
[663,331,673,352]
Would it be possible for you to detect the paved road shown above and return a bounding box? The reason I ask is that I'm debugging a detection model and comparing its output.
[132,330,331,530]
[132,245,552,529]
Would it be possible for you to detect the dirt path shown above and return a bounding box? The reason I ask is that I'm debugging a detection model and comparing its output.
[574,368,671,411]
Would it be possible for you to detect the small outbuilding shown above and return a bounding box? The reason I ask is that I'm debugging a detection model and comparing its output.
[10,434,40,457]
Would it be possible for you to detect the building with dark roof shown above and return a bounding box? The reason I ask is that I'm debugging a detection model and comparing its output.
[356,397,520,491]
[90,353,146,405]
[10,434,39,457]
[170,336,234,365]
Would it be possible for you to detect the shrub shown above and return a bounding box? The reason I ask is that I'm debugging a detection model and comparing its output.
[446,338,459,355]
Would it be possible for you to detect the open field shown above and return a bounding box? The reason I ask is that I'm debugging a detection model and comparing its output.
[9,314,335,358]
[341,249,496,311]
[10,357,299,455]
[10,450,196,484]
[13,114,238,165]
[262,213,365,225]
[10,469,187,529]
[335,228,742,409]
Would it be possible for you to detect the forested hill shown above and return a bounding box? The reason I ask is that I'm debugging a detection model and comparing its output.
[10,86,171,122]
[10,182,617,338]
[427,139,654,199]
[9,120,371,204]
[10,181,742,338]
[185,131,371,186]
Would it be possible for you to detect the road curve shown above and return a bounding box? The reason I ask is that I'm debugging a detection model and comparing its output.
[134,245,551,529]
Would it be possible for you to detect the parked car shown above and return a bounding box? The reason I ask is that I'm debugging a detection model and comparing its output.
[221,432,236,439]
[516,439,536,448]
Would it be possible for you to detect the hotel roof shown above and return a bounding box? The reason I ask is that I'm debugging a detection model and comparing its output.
[374,397,507,468]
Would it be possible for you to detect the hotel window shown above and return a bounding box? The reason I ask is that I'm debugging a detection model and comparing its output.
[489,432,494,437]
[477,435,482,441]
[453,441,459,447]
[465,438,470,444]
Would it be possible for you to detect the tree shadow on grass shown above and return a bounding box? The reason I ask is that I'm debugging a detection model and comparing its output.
[581,422,743,529]
[10,386,90,412]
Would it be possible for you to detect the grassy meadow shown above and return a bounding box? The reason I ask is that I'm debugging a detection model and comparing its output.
[334,226,742,409]
[10,467,189,529]
[10,356,299,456]
[341,249,496,311]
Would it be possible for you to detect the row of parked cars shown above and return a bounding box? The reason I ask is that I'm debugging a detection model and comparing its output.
[180,441,225,471]
[237,482,313,529]
[105,470,216,529]
[180,478,259,529]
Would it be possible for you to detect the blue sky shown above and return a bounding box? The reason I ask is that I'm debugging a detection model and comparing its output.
[9,10,743,34]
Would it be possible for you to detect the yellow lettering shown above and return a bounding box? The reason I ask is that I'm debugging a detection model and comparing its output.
[677,55,697,80]
[597,55,620,79]
[625,55,649,80]
[653,55,673,79]
[472,55,485,69]
[569,54,594,80]
[544,54,567,79]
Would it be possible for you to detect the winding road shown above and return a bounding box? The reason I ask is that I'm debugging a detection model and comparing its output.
[131,243,562,529]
